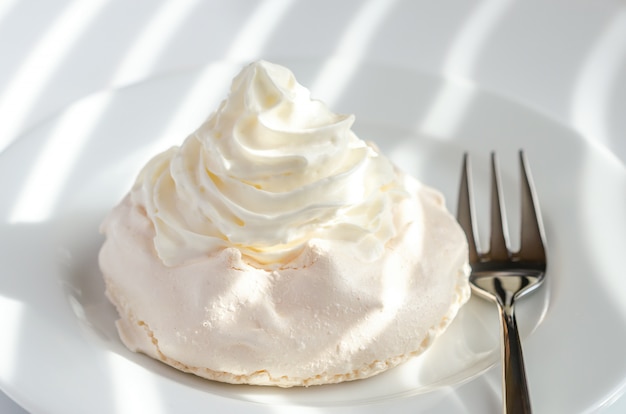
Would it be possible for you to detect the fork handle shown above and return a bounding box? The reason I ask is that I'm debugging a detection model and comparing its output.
[498,303,532,414]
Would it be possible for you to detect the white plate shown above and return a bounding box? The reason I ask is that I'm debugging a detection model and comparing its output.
[0,59,625,413]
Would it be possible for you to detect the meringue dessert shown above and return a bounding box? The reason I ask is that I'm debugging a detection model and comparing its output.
[99,60,470,387]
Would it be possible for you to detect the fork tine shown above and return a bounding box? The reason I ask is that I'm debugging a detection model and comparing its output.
[489,152,511,261]
[518,150,547,262]
[457,153,480,263]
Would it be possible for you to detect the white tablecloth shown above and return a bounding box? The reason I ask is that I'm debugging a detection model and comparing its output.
[1,1,625,412]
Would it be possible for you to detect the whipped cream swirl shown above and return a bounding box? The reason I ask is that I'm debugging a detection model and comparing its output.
[132,61,409,266]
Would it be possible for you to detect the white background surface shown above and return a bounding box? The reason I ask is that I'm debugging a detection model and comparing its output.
[0,0,625,412]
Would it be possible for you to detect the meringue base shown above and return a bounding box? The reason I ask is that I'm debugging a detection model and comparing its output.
[99,185,470,387]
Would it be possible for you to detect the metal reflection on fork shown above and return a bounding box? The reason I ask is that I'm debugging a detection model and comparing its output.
[457,151,547,414]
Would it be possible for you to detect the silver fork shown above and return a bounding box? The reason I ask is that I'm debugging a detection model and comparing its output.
[457,151,547,414]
